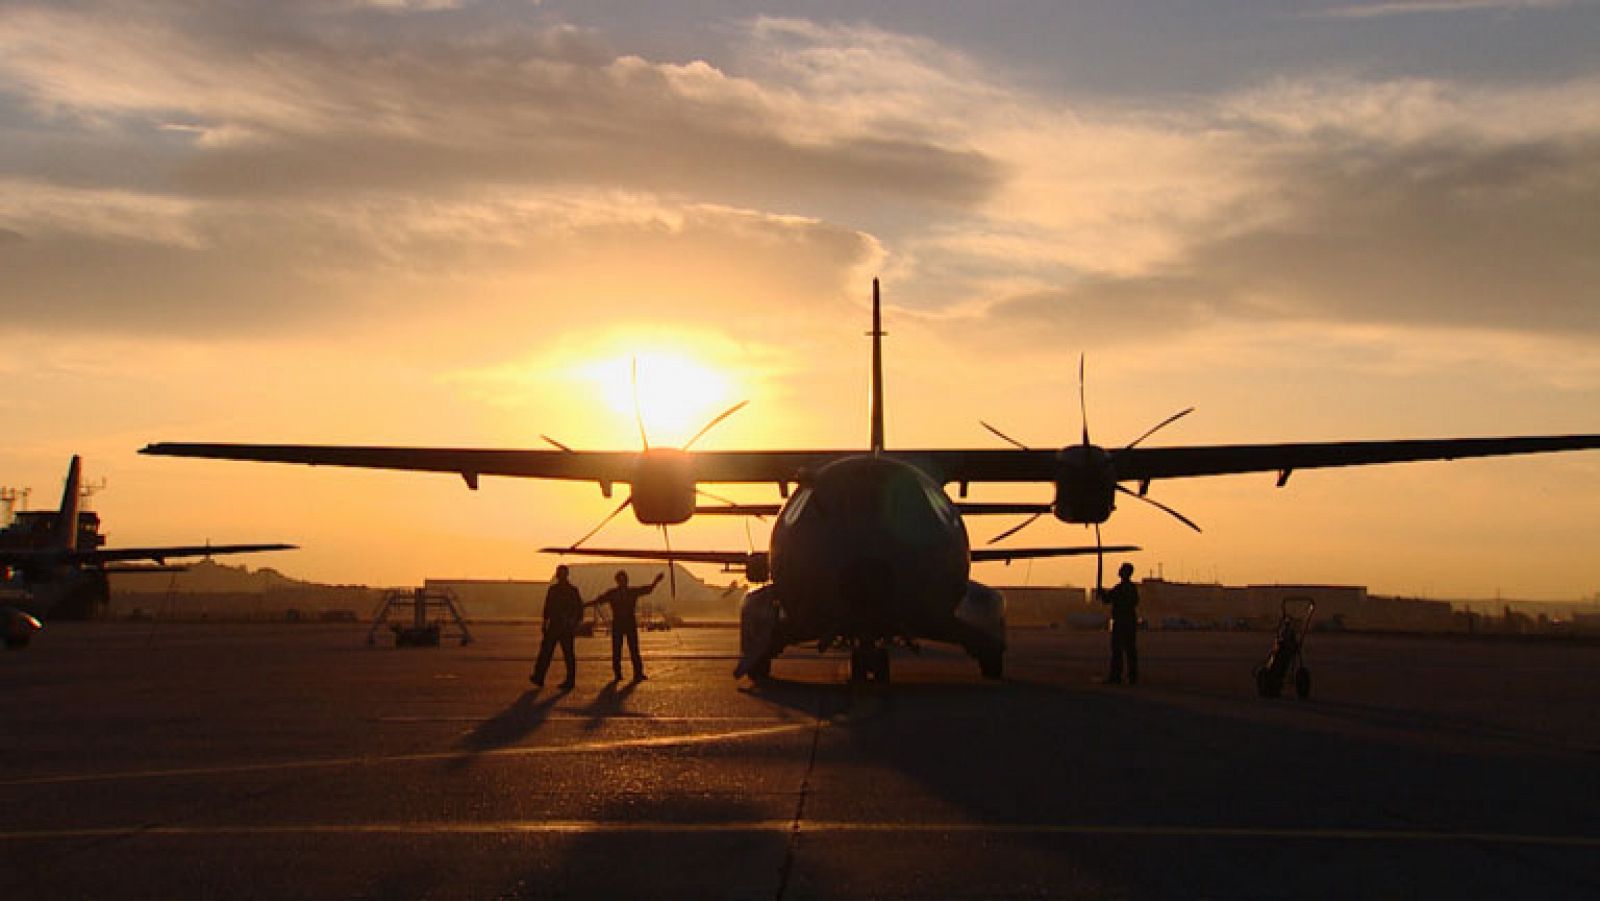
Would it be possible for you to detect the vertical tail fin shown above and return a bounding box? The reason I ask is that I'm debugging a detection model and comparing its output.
[868,278,886,454]
[55,455,82,552]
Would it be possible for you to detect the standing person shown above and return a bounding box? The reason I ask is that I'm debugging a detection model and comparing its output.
[589,569,663,682]
[1099,562,1140,685]
[531,565,583,690]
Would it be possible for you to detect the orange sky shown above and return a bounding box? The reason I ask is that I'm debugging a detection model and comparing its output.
[1,3,1597,599]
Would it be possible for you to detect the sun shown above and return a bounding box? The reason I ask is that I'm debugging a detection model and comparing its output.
[582,350,737,447]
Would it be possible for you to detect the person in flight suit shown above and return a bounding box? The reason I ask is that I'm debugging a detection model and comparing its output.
[1099,561,1140,684]
[531,565,583,690]
[588,569,663,682]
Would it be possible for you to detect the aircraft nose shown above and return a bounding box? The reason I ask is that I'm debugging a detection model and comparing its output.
[840,557,894,612]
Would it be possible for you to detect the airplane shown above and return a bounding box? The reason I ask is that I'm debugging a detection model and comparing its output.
[139,280,1600,682]
[1,456,296,648]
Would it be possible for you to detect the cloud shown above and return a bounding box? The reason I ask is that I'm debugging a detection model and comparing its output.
[1,6,1597,351]
[0,183,879,337]
[0,7,999,208]
[1308,1,1571,19]
[945,74,1600,345]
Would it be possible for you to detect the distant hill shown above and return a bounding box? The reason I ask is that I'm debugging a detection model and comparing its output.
[108,560,381,620]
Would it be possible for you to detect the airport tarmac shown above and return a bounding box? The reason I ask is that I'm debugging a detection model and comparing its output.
[3,623,1598,900]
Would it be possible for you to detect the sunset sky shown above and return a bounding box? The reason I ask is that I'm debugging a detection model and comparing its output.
[2,1,1597,599]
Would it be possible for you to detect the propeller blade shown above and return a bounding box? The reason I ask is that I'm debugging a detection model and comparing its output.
[986,511,1044,545]
[1079,353,1091,447]
[541,434,575,453]
[980,420,1031,451]
[1122,407,1195,452]
[567,497,633,550]
[1116,484,1203,532]
[743,519,755,554]
[631,357,650,451]
[660,525,677,599]
[684,400,749,451]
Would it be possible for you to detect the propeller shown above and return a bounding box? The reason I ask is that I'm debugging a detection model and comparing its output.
[551,357,751,599]
[981,355,1202,544]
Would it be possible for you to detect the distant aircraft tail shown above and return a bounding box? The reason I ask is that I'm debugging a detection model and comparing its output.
[54,456,82,553]
[869,278,886,454]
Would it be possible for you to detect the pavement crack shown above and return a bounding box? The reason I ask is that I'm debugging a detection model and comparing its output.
[773,692,826,901]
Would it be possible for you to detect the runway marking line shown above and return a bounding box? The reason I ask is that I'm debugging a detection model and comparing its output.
[0,821,1596,849]
[0,722,814,787]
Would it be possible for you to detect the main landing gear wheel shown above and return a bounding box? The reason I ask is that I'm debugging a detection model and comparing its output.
[1294,667,1312,699]
[850,645,891,685]
[747,656,772,680]
[978,653,1003,680]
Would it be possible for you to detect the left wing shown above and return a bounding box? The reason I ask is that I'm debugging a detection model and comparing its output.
[916,435,1600,483]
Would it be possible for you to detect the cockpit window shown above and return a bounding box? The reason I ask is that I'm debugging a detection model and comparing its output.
[781,488,812,525]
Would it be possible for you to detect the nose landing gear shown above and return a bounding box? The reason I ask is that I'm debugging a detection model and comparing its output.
[849,642,891,685]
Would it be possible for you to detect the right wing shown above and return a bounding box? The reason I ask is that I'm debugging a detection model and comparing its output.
[140,443,853,487]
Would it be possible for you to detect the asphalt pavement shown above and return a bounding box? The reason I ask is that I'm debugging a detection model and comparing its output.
[3,622,1597,899]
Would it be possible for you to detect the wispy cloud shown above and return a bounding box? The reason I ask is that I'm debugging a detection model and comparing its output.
[1308,0,1571,19]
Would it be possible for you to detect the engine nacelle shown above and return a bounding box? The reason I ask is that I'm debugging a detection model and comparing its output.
[1052,444,1116,523]
[629,450,697,525]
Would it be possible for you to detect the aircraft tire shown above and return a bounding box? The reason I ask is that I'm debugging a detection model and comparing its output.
[867,647,890,684]
[1294,667,1311,699]
[978,653,1003,680]
[849,648,870,685]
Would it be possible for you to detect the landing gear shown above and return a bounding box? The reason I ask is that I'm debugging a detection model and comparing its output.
[746,655,773,680]
[849,644,891,685]
[978,652,1004,680]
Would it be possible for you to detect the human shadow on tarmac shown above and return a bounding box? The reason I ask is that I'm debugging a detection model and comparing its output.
[456,688,566,757]
[574,678,642,733]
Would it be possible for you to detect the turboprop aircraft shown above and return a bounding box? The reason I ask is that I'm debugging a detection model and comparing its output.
[140,280,1600,681]
[1,456,295,648]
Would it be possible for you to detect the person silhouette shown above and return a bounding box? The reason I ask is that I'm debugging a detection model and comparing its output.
[588,569,663,681]
[1099,561,1140,684]
[531,565,583,690]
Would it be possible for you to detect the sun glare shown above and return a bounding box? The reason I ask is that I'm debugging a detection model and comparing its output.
[580,350,737,447]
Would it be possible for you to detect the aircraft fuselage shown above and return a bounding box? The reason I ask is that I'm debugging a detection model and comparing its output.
[769,455,971,645]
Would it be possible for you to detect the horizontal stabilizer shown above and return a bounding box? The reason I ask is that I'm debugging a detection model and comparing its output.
[98,564,191,575]
[971,545,1138,563]
[692,504,782,517]
[956,502,1054,516]
[540,546,760,567]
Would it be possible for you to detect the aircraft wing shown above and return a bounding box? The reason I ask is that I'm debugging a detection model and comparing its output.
[69,543,297,565]
[971,545,1138,563]
[0,543,296,566]
[918,435,1600,484]
[140,443,853,486]
[143,434,1600,489]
